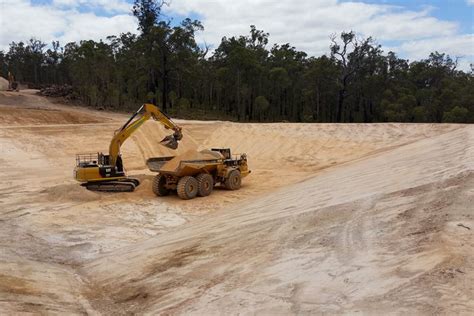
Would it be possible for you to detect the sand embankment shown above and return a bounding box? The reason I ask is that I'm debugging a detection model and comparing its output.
[0,90,472,314]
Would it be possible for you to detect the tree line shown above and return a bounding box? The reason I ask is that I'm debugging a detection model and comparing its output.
[0,0,472,123]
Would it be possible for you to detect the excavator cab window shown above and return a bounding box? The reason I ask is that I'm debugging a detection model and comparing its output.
[98,153,109,165]
[116,155,124,172]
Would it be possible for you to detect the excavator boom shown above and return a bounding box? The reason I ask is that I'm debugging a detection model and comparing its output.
[145,103,183,149]
[108,103,182,166]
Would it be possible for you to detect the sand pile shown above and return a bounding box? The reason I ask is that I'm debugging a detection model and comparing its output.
[160,149,222,172]
[41,183,100,202]
[0,77,8,91]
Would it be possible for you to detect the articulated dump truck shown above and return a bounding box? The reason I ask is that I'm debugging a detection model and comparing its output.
[147,148,251,200]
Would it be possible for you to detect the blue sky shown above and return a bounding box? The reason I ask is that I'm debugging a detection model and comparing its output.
[2,0,473,70]
[349,0,473,32]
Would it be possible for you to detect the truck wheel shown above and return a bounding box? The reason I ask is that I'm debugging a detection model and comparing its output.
[177,176,198,200]
[225,170,241,190]
[152,174,169,196]
[196,173,214,197]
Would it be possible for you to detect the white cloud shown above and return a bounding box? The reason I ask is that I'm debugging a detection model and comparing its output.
[467,0,474,6]
[57,12,137,45]
[399,34,474,70]
[0,0,471,70]
[400,34,474,60]
[164,1,457,52]
[0,0,137,50]
[52,0,131,13]
[163,0,471,70]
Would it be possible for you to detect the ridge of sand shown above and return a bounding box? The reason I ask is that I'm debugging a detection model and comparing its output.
[159,149,223,172]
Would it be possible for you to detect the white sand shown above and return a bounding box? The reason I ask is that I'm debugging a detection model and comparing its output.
[0,90,472,314]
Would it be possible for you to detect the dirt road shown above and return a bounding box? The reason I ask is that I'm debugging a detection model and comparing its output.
[0,90,472,314]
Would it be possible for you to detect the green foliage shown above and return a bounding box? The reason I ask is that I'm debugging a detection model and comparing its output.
[382,101,407,122]
[443,106,469,123]
[1,7,472,123]
[255,95,269,111]
[168,90,178,108]
[178,98,190,110]
[412,106,428,122]
[132,0,162,35]
[254,95,269,121]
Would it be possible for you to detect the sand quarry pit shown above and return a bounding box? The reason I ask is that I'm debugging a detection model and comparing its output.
[0,90,473,314]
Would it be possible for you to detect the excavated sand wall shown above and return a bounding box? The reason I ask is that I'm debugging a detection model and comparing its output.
[198,123,458,171]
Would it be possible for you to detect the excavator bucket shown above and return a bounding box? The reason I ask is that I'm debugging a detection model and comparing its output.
[160,130,182,150]
[160,134,179,149]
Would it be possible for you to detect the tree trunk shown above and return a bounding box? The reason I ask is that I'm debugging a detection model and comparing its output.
[337,89,345,122]
[162,54,168,111]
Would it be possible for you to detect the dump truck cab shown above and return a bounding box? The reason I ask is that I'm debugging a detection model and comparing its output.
[211,148,250,182]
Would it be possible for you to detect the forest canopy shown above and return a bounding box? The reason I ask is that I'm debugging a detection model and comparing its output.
[1,0,472,123]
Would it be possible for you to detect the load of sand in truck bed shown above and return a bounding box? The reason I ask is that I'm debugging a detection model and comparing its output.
[156,149,223,172]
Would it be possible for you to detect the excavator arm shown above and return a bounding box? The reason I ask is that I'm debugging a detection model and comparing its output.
[108,103,182,167]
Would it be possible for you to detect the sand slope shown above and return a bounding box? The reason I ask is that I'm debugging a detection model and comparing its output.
[0,90,472,314]
[82,126,474,314]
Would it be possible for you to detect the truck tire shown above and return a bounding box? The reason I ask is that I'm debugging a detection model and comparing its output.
[196,173,214,197]
[152,174,169,196]
[177,176,198,200]
[225,170,241,190]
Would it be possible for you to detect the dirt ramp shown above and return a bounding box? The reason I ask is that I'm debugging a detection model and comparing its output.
[0,91,115,125]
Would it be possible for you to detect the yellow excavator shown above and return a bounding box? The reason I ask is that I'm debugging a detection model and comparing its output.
[74,103,182,192]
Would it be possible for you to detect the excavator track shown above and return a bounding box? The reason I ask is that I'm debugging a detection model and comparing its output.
[83,178,140,192]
